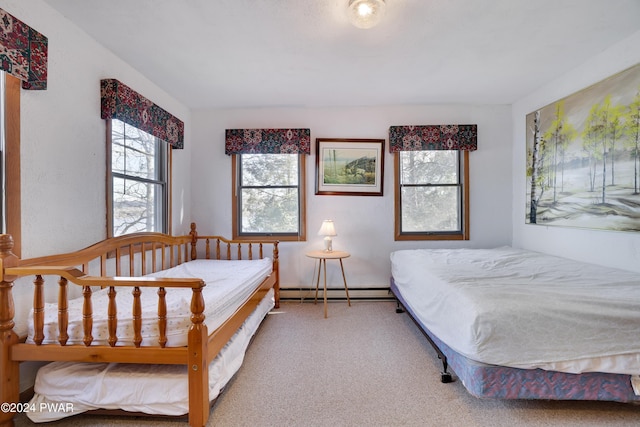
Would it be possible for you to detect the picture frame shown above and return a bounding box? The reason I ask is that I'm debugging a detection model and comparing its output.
[315,138,385,196]
[525,62,640,232]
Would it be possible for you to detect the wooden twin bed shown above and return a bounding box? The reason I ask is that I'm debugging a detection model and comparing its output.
[0,222,279,427]
[390,246,640,402]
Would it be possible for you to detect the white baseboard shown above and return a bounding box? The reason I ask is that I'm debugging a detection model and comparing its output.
[280,287,393,301]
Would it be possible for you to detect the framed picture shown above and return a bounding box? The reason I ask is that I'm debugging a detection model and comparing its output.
[525,62,640,232]
[315,138,385,196]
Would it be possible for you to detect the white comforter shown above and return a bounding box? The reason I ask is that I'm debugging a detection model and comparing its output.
[390,247,640,375]
[28,258,272,347]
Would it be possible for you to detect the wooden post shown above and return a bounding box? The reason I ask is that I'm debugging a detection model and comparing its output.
[82,286,93,346]
[32,275,44,345]
[189,222,198,261]
[157,287,167,348]
[57,277,69,346]
[187,284,208,427]
[107,286,118,347]
[0,234,20,427]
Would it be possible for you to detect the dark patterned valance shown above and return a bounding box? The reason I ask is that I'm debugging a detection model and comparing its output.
[0,8,48,90]
[389,125,477,152]
[225,128,311,155]
[100,79,184,149]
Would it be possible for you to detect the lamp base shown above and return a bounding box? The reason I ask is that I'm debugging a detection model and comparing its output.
[323,236,333,252]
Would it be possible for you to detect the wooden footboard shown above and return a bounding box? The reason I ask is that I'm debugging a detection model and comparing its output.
[0,223,279,427]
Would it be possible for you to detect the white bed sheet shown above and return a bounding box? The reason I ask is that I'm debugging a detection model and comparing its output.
[26,288,275,423]
[390,246,640,375]
[27,258,272,347]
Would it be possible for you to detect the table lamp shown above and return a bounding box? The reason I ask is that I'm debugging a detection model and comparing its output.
[317,220,337,252]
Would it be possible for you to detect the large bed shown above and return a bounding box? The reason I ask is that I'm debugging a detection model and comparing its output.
[390,246,640,402]
[0,223,279,427]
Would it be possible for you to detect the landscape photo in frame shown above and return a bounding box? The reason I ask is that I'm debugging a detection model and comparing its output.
[525,63,640,232]
[315,138,385,196]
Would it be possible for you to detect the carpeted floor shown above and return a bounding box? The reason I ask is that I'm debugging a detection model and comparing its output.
[14,300,640,426]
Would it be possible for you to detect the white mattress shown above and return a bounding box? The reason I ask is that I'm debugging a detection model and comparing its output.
[28,258,272,347]
[390,246,640,375]
[26,288,275,423]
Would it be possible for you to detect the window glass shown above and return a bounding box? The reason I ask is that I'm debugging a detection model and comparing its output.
[396,150,469,240]
[400,150,458,184]
[233,153,306,240]
[109,119,168,236]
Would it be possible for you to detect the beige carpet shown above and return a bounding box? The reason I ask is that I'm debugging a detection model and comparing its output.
[14,300,640,426]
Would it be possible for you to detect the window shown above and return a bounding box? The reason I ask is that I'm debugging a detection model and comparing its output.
[232,153,306,241]
[107,119,170,237]
[395,150,469,240]
[0,73,21,255]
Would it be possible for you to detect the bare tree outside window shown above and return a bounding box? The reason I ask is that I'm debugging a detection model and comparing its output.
[399,150,461,233]
[238,153,300,234]
[395,150,469,241]
[110,119,167,236]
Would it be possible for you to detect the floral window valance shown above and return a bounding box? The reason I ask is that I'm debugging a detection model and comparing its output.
[0,8,48,90]
[100,79,184,149]
[389,125,477,152]
[225,128,311,155]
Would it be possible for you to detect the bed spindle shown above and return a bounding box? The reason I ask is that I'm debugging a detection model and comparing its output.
[216,239,221,260]
[132,286,142,347]
[141,244,147,276]
[99,254,105,276]
[151,242,158,273]
[226,243,231,260]
[82,286,93,346]
[205,238,211,259]
[237,243,242,260]
[129,244,135,276]
[178,243,184,266]
[259,243,263,259]
[107,286,118,347]
[32,275,45,345]
[58,276,69,346]
[161,244,167,271]
[158,287,167,348]
[116,247,122,276]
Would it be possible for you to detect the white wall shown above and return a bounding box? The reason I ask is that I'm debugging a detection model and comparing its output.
[0,0,193,259]
[0,0,193,390]
[512,30,640,272]
[192,104,513,290]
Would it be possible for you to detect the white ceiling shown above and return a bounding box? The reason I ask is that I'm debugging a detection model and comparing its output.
[43,0,640,110]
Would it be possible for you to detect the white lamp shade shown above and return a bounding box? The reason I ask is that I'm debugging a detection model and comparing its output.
[317,220,337,237]
[347,0,386,29]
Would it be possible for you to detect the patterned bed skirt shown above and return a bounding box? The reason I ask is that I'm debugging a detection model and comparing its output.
[391,278,640,402]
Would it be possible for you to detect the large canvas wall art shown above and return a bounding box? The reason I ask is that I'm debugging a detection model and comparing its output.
[526,63,640,232]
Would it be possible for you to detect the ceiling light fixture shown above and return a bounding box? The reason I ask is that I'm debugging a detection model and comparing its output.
[347,0,386,29]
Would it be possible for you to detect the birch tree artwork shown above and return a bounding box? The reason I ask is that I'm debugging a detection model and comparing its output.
[525,63,640,232]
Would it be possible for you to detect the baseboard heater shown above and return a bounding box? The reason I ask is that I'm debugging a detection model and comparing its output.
[280,287,393,301]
